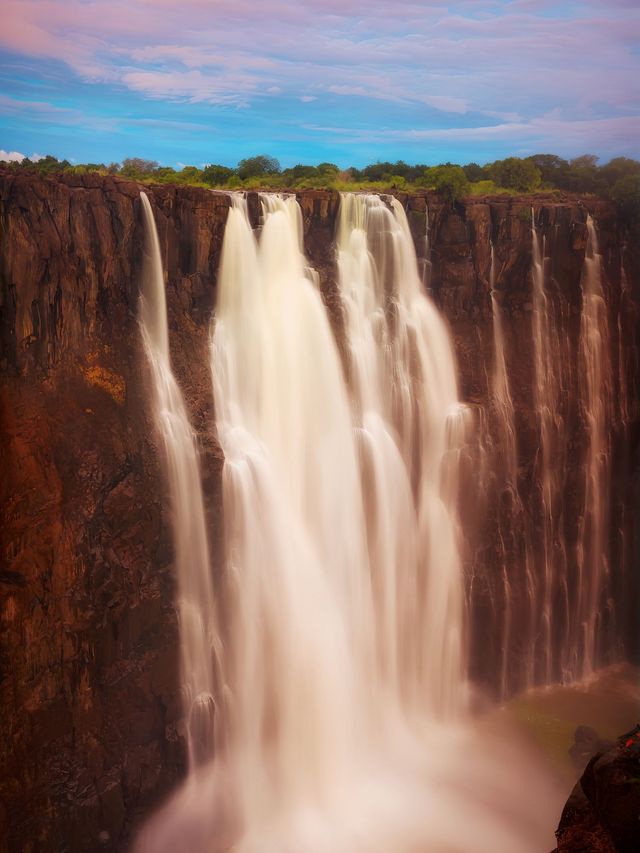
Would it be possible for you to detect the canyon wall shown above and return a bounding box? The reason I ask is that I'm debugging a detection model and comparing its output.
[1,171,638,851]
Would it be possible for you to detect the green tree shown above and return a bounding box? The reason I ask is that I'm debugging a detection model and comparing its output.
[177,165,203,183]
[281,164,318,186]
[345,166,364,182]
[237,155,280,180]
[462,162,485,182]
[120,158,159,177]
[317,162,339,177]
[426,165,470,202]
[387,175,408,189]
[525,154,569,187]
[571,154,599,170]
[153,166,179,183]
[562,154,605,194]
[488,157,541,191]
[611,173,640,220]
[361,160,418,182]
[34,155,62,174]
[362,161,394,181]
[202,164,234,186]
[600,157,640,190]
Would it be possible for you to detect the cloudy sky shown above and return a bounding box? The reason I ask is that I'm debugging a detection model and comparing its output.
[1,0,638,168]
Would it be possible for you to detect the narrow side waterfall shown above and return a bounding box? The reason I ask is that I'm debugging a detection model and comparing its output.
[138,192,218,768]
[530,216,569,684]
[490,245,517,486]
[488,244,530,699]
[575,215,613,677]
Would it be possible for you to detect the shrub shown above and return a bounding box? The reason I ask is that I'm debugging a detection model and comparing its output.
[202,164,234,186]
[426,165,470,203]
[488,157,541,192]
[237,155,280,180]
[611,173,640,220]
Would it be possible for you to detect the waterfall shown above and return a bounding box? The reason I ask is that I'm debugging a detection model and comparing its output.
[335,193,467,716]
[210,192,370,827]
[489,244,517,699]
[530,214,570,685]
[490,245,517,485]
[136,191,573,853]
[138,191,218,769]
[575,215,613,677]
[476,212,624,695]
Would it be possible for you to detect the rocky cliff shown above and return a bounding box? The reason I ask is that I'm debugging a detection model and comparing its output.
[554,727,640,852]
[1,171,638,851]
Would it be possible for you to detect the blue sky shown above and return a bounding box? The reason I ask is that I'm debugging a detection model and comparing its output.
[1,0,639,168]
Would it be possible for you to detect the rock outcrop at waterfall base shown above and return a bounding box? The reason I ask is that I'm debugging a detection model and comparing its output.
[1,170,639,851]
[554,727,640,853]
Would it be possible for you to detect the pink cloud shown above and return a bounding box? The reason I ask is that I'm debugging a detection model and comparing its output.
[0,149,26,162]
[0,149,44,162]
[0,0,637,124]
[121,68,260,104]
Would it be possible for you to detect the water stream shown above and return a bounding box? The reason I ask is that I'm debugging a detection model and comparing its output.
[139,192,219,769]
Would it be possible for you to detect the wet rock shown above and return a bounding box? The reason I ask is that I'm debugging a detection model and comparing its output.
[555,728,640,853]
[570,725,615,773]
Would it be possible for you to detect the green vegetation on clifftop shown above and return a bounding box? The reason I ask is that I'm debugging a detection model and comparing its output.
[3,152,639,216]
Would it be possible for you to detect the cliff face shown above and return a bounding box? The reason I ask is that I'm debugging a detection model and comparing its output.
[0,174,230,851]
[1,172,638,851]
[419,195,640,692]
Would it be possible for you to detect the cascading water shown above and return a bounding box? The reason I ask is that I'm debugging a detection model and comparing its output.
[136,191,560,853]
[530,215,569,685]
[488,244,525,699]
[613,253,635,650]
[489,244,517,490]
[482,211,622,692]
[138,192,218,768]
[575,215,613,678]
[335,193,467,716]
[211,192,372,831]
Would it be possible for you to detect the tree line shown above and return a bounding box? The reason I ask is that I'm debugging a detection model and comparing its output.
[4,152,639,216]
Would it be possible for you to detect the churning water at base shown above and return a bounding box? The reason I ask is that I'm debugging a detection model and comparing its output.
[135,192,564,853]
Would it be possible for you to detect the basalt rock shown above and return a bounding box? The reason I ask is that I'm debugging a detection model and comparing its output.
[555,728,640,853]
[1,171,639,851]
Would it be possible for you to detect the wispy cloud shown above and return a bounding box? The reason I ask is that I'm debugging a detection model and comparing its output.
[121,68,259,104]
[303,115,640,153]
[0,93,117,131]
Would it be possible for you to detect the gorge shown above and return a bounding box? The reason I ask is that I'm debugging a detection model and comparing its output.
[1,170,639,851]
